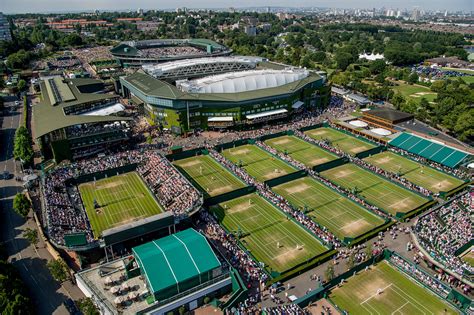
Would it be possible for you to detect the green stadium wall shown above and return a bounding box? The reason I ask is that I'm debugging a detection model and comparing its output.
[258,130,295,142]
[264,170,307,187]
[313,157,349,173]
[355,145,386,159]
[204,186,256,206]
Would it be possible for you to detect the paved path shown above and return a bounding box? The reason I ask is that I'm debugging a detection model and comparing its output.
[0,95,84,314]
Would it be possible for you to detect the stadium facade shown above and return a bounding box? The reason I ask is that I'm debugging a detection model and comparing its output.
[110,38,232,67]
[33,77,132,162]
[119,58,330,133]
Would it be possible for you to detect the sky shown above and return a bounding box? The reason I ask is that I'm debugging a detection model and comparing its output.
[1,0,472,14]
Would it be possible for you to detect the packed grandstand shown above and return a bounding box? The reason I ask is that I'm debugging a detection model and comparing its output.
[43,148,202,248]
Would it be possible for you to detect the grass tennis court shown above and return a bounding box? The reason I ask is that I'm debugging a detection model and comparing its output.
[79,172,163,238]
[304,127,375,155]
[264,135,338,168]
[173,155,246,197]
[273,177,386,240]
[210,193,328,274]
[364,151,465,193]
[321,163,429,215]
[222,144,297,182]
[460,247,474,267]
[329,260,457,314]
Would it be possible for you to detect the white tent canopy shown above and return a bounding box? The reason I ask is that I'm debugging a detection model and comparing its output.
[292,101,304,109]
[82,103,125,116]
[371,128,392,136]
[349,120,368,128]
[208,116,233,122]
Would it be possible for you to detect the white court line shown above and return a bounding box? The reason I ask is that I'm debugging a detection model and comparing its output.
[391,301,409,315]
[361,283,393,304]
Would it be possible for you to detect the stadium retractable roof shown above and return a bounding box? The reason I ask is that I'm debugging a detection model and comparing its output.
[132,229,221,296]
[389,132,471,168]
[178,69,309,94]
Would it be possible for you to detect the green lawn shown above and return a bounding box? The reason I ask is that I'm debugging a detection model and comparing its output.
[222,144,297,182]
[364,151,465,193]
[264,135,338,168]
[273,177,385,240]
[392,81,438,102]
[210,193,328,274]
[304,127,375,155]
[79,172,163,238]
[441,67,474,75]
[460,247,474,267]
[329,260,457,314]
[321,163,429,215]
[173,155,246,197]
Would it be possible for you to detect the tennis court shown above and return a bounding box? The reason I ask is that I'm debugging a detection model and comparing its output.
[329,260,457,314]
[273,177,386,240]
[173,155,246,196]
[304,127,375,155]
[364,151,465,193]
[79,172,163,238]
[210,193,328,274]
[265,135,338,168]
[321,163,429,215]
[222,144,297,182]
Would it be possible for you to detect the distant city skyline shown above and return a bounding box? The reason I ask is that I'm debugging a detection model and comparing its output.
[1,0,472,14]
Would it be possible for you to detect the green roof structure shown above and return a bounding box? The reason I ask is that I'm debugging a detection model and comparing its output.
[33,78,132,138]
[132,229,222,301]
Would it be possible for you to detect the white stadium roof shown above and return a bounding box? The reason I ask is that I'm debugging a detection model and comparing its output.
[177,69,309,94]
[349,120,368,128]
[142,56,262,74]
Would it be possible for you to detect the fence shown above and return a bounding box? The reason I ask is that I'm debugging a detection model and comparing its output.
[258,130,294,142]
[214,138,254,151]
[313,157,349,173]
[264,170,307,187]
[165,147,207,161]
[204,186,256,206]
[355,145,386,159]
[68,163,138,185]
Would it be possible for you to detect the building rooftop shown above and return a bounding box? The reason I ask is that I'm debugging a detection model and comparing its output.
[33,78,131,138]
[122,69,322,103]
[177,69,309,94]
[142,56,261,74]
[133,229,221,297]
[365,108,414,122]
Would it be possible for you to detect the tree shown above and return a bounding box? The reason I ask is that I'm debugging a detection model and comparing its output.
[47,259,69,283]
[407,72,419,85]
[0,261,33,314]
[13,193,31,218]
[324,264,335,282]
[346,252,356,270]
[17,79,26,92]
[76,298,99,315]
[390,93,405,110]
[334,51,354,71]
[365,243,373,260]
[23,228,39,248]
[369,59,386,75]
[13,126,34,164]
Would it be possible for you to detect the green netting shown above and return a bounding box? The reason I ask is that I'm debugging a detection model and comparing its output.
[389,133,470,168]
[132,229,221,301]
[64,232,87,247]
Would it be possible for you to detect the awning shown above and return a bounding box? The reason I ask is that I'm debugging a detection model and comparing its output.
[246,109,288,120]
[208,116,233,122]
[82,103,125,116]
[292,101,304,109]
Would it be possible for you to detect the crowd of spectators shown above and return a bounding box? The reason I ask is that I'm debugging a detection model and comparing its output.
[413,192,472,278]
[390,254,452,299]
[43,149,201,246]
[139,46,206,58]
[72,46,114,64]
[66,122,129,138]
